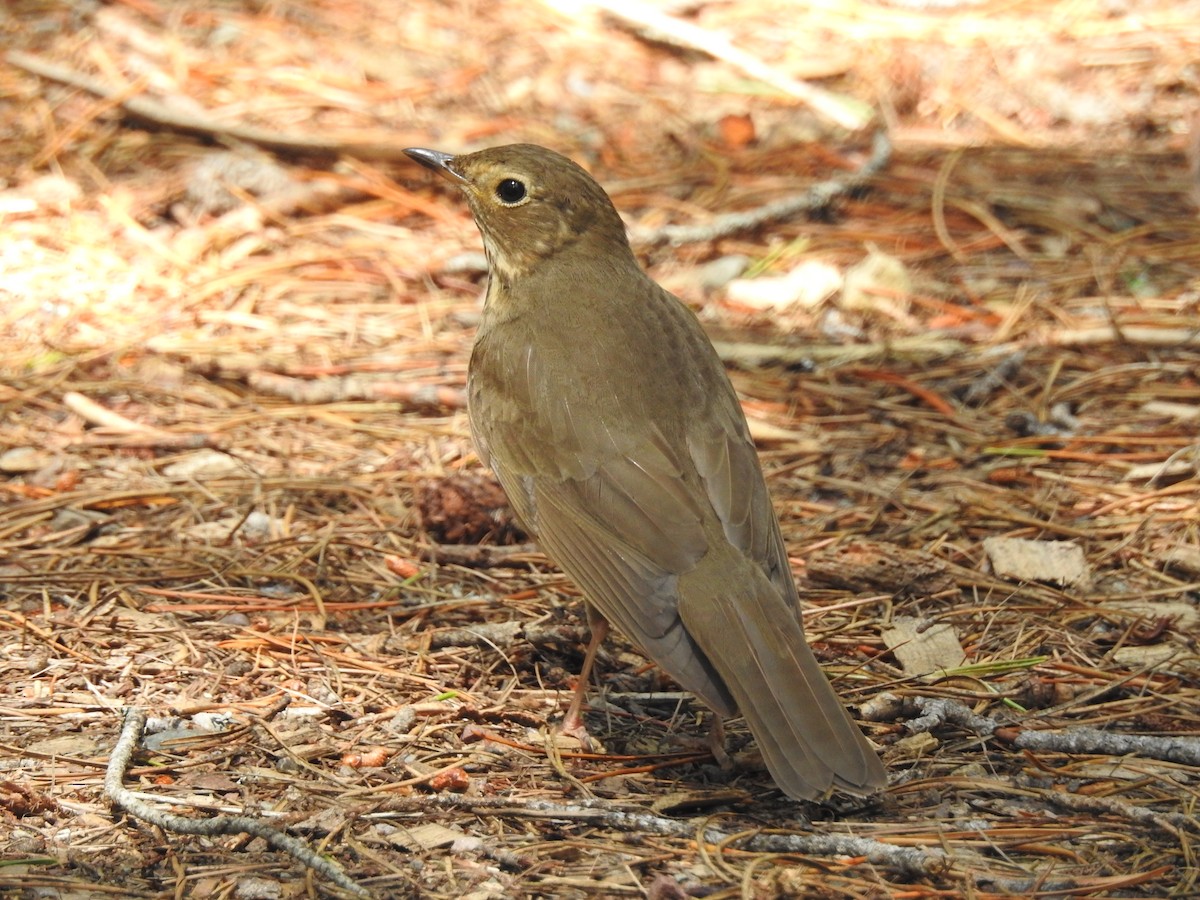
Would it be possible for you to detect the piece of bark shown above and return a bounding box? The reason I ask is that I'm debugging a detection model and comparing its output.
[880,616,967,676]
[983,536,1088,587]
[806,540,957,597]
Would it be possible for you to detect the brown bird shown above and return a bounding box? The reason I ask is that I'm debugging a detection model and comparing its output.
[405,144,886,800]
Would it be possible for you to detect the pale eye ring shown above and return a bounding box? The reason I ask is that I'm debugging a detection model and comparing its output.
[495,178,527,204]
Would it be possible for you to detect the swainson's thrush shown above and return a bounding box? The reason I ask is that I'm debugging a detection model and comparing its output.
[405,144,886,800]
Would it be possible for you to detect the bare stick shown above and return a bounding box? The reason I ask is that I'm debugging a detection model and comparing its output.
[377,793,945,877]
[901,695,1200,766]
[105,707,369,897]
[7,50,413,161]
[631,131,891,247]
[578,0,873,131]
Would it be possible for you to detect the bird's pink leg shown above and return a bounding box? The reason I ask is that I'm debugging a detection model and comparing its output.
[559,614,609,746]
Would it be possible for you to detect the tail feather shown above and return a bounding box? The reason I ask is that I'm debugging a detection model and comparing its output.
[678,557,885,799]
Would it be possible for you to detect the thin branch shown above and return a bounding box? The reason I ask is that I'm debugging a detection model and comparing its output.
[901,695,1200,767]
[571,0,873,131]
[7,50,414,161]
[105,707,369,897]
[631,131,891,247]
[375,794,948,877]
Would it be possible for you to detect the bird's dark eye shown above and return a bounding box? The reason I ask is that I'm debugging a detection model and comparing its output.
[495,178,527,204]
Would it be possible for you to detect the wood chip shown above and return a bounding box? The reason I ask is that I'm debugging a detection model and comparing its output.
[880,616,967,677]
[388,822,468,851]
[983,537,1089,587]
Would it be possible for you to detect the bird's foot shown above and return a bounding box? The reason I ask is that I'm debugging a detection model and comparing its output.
[707,716,732,770]
[556,708,606,754]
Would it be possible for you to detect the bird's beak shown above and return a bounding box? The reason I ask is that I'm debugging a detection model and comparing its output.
[404,148,468,185]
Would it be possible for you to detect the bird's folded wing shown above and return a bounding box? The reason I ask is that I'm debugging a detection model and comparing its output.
[511,446,738,714]
[686,415,800,608]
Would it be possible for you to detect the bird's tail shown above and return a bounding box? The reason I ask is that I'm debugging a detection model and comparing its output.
[678,558,886,800]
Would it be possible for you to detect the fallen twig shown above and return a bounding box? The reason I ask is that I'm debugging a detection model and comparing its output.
[63,391,174,436]
[632,131,892,246]
[248,371,467,409]
[377,793,949,878]
[712,330,965,369]
[421,541,541,568]
[571,0,873,130]
[8,50,416,161]
[105,707,369,897]
[1048,325,1200,347]
[902,695,1200,767]
[1042,788,1196,836]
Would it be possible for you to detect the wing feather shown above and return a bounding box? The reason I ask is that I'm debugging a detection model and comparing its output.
[529,472,736,713]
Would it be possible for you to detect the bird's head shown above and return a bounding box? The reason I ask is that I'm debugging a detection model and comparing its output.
[404,144,633,283]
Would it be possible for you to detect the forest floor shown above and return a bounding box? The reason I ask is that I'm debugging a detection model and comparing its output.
[2,1,1199,897]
